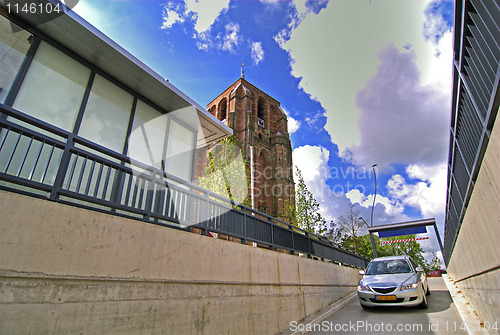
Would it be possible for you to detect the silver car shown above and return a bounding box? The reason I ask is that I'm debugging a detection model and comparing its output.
[357,255,429,309]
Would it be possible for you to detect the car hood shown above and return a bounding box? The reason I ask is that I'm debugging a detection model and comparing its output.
[360,273,416,287]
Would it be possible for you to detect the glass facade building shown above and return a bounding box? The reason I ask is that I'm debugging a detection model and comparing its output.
[0,5,231,226]
[2,17,201,181]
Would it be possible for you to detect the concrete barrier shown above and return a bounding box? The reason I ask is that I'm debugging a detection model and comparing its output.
[0,191,359,335]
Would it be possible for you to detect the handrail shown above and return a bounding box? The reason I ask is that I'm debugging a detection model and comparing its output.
[0,104,370,268]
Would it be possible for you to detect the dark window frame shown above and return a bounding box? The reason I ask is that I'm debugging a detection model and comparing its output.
[0,11,198,174]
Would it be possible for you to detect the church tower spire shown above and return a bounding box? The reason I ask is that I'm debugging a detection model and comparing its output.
[202,78,295,223]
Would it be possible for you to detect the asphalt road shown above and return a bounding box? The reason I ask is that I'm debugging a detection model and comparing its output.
[296,277,467,335]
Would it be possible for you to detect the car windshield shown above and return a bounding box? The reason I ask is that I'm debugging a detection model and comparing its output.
[365,259,412,275]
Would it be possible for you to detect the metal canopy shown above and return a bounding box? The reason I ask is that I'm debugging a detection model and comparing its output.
[368,218,436,233]
[368,218,444,259]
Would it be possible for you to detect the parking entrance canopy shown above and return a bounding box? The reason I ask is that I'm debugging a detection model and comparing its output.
[367,218,444,259]
[377,226,427,238]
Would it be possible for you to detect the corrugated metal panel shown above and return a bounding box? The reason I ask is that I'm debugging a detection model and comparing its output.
[444,0,500,264]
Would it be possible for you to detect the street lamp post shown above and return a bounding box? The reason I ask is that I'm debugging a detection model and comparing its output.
[360,217,377,258]
[368,164,378,259]
[370,164,378,228]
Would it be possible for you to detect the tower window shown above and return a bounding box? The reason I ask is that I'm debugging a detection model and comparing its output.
[209,105,216,117]
[257,97,266,128]
[218,98,227,122]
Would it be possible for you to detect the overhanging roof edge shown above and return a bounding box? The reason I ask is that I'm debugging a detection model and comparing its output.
[60,8,216,116]
[4,1,232,141]
[367,218,437,233]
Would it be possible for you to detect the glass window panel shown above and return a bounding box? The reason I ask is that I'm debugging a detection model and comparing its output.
[12,41,91,131]
[0,16,33,103]
[128,100,166,169]
[165,119,195,181]
[79,74,133,153]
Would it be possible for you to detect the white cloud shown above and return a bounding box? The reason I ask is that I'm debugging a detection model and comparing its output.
[345,162,447,226]
[185,0,231,34]
[348,44,450,170]
[293,145,355,226]
[279,0,451,240]
[273,0,310,48]
[196,31,212,51]
[293,0,308,18]
[276,0,453,164]
[220,23,240,53]
[345,188,365,205]
[160,0,232,51]
[259,0,282,5]
[281,107,300,133]
[191,22,241,52]
[251,41,265,65]
[292,145,329,185]
[160,2,244,54]
[423,1,453,45]
[423,30,453,91]
[292,145,409,226]
[273,28,289,49]
[304,110,327,129]
[346,189,407,222]
[387,164,447,218]
[161,2,188,29]
[288,115,300,133]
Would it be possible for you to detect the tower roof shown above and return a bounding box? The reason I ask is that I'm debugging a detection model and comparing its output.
[207,77,281,108]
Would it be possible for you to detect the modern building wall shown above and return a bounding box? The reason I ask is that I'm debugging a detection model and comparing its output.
[0,12,210,184]
[445,0,500,332]
[0,190,359,335]
[446,109,500,333]
[0,4,232,229]
[203,78,295,222]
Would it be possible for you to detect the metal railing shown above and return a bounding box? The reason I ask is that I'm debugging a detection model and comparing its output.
[0,104,369,269]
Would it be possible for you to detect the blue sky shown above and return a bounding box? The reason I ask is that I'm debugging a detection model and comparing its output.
[73,0,454,262]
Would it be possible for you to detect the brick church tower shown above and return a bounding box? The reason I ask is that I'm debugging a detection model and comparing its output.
[205,77,295,223]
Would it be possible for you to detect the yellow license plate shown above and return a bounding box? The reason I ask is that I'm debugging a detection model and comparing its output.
[376,295,396,301]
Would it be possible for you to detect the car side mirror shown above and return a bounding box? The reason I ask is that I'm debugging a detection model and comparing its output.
[416,266,423,272]
[359,270,365,275]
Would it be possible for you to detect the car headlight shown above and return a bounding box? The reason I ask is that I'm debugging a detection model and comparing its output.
[400,283,418,291]
[357,285,371,292]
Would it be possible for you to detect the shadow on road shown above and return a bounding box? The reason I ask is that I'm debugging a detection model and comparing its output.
[362,290,454,314]
[299,278,467,335]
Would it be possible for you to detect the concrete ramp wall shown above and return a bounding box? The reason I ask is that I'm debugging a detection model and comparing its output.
[0,191,359,335]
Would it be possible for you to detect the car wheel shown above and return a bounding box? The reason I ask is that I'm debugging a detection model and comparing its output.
[426,285,431,296]
[360,303,371,310]
[418,292,428,309]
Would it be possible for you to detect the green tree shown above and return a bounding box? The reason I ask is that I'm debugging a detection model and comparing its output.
[294,167,327,234]
[354,234,394,258]
[198,136,250,206]
[382,234,428,271]
[428,252,443,271]
[332,204,431,269]
[347,233,431,272]
[282,197,297,226]
[336,204,368,253]
[324,220,343,244]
